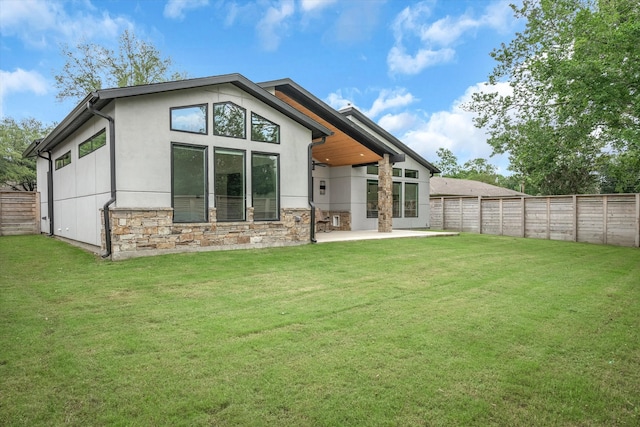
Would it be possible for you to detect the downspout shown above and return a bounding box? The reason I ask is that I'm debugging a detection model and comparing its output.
[36,150,54,236]
[308,137,326,243]
[86,100,116,258]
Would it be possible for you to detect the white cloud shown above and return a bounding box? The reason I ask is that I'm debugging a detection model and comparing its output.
[387,46,455,75]
[0,0,134,47]
[324,82,514,172]
[326,87,415,118]
[378,112,418,134]
[324,89,359,111]
[299,0,337,12]
[388,0,516,75]
[398,81,513,172]
[256,0,295,51]
[364,88,416,118]
[0,68,49,118]
[164,0,209,20]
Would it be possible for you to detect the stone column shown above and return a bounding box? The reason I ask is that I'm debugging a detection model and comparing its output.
[377,154,393,232]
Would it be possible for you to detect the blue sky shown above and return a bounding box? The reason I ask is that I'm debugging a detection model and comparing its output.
[0,0,523,172]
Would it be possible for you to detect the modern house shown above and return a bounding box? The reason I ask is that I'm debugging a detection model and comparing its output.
[24,74,439,259]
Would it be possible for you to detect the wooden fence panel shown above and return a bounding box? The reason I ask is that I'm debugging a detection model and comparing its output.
[430,198,443,229]
[549,197,574,241]
[0,192,40,236]
[462,198,479,232]
[443,198,461,230]
[430,194,640,247]
[481,199,501,235]
[525,198,548,239]
[607,195,637,247]
[503,198,524,237]
[577,197,604,244]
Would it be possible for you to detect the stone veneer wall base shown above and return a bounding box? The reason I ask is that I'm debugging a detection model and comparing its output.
[102,207,311,260]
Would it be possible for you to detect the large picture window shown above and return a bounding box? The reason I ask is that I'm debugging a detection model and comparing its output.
[405,182,418,217]
[170,105,207,134]
[393,182,402,218]
[366,180,378,218]
[251,113,280,143]
[79,129,106,158]
[213,102,246,139]
[252,153,279,220]
[215,148,245,221]
[172,144,207,223]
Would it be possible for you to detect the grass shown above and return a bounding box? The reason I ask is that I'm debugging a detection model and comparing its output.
[1,233,639,426]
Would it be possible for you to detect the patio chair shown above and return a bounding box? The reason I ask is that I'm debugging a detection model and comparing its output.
[315,208,331,232]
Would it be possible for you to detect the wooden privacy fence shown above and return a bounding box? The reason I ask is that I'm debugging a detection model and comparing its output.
[0,191,40,236]
[430,194,640,247]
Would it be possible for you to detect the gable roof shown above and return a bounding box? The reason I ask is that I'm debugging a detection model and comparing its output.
[259,79,438,172]
[24,73,332,158]
[430,177,527,197]
[339,107,440,174]
[259,78,400,165]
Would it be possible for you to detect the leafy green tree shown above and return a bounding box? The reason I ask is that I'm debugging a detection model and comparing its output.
[433,148,461,177]
[434,148,504,186]
[460,158,499,183]
[55,29,187,101]
[1,118,53,191]
[465,0,640,194]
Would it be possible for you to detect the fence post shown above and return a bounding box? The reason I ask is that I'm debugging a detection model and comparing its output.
[636,193,640,248]
[603,195,608,245]
[521,197,526,238]
[546,197,551,240]
[572,195,578,242]
[36,192,41,234]
[478,196,482,234]
[499,198,504,236]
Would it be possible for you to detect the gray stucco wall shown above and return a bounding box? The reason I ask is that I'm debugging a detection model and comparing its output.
[38,83,314,248]
[114,84,312,210]
[37,112,112,246]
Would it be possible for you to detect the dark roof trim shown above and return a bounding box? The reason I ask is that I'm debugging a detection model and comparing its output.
[340,107,440,174]
[258,78,400,159]
[24,73,332,158]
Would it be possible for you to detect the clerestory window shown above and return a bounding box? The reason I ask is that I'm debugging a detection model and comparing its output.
[213,102,246,139]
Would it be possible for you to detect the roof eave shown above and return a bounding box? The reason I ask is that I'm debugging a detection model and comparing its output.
[340,107,441,174]
[258,78,399,158]
[23,93,99,158]
[24,74,332,158]
[96,74,332,139]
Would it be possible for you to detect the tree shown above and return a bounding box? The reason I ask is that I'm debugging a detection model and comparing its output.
[465,0,640,194]
[460,158,498,183]
[435,148,537,189]
[55,29,187,101]
[434,148,512,187]
[0,118,53,191]
[433,148,461,177]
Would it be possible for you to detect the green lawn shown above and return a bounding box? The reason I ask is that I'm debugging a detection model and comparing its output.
[1,234,638,426]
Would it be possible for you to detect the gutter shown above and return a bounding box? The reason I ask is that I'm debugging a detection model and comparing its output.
[308,137,326,243]
[86,99,116,258]
[36,150,54,236]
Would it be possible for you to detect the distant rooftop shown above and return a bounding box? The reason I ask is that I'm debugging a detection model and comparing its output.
[430,177,527,197]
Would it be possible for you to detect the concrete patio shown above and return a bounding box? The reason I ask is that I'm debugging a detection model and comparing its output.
[314,229,459,243]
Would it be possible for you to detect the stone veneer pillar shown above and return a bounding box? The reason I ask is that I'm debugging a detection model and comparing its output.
[378,153,393,232]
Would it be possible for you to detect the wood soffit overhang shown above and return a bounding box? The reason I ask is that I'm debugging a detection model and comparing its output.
[274,90,384,167]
